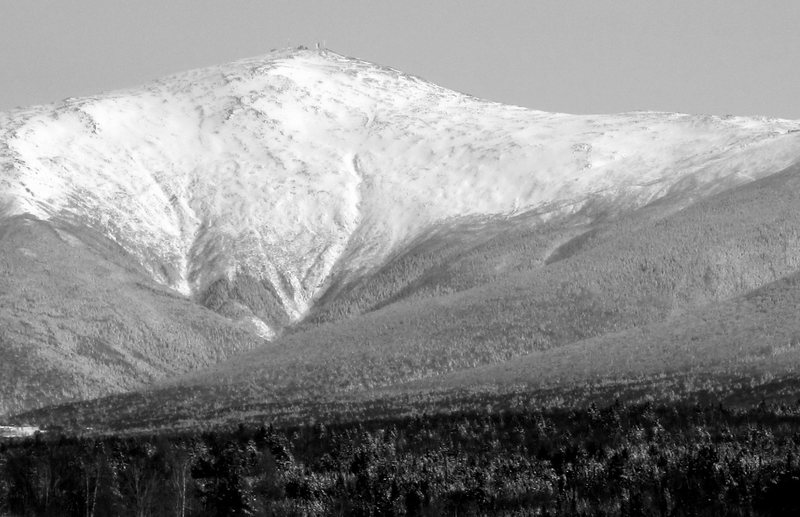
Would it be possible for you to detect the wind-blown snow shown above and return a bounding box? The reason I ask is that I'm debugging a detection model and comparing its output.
[2,48,799,331]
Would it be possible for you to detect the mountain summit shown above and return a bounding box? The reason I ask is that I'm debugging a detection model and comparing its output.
[3,48,799,336]
[2,48,800,416]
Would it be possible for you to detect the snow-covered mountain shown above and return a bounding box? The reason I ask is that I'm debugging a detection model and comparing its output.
[2,47,800,339]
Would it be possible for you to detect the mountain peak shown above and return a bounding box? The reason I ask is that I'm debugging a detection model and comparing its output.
[2,51,800,339]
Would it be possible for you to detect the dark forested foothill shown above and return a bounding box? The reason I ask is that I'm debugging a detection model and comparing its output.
[4,402,800,516]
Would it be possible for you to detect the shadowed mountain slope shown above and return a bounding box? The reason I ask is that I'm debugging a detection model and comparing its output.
[0,215,258,416]
[19,268,800,432]
[401,269,800,409]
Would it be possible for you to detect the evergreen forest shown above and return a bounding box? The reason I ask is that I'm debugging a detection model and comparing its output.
[4,401,800,516]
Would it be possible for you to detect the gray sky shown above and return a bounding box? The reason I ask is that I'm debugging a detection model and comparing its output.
[1,1,799,118]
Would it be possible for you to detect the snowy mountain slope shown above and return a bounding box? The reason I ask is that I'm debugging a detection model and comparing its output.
[2,47,800,337]
[162,160,800,395]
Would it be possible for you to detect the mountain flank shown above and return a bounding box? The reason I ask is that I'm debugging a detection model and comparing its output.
[2,47,800,423]
[15,159,800,430]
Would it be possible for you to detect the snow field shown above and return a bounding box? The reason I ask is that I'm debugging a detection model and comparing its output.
[2,48,799,331]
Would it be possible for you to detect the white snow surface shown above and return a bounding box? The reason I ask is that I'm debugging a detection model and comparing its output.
[1,47,799,327]
[0,425,40,438]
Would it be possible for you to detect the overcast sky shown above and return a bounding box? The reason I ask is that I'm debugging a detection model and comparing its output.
[1,1,799,118]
